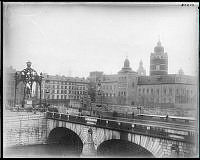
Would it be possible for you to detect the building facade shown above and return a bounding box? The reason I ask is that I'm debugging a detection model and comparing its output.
[89,58,138,106]
[88,40,197,116]
[150,40,168,76]
[136,74,197,116]
[39,74,89,108]
[4,66,24,108]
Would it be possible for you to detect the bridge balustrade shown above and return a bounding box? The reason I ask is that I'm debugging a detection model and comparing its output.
[46,112,53,118]
[61,114,69,120]
[119,122,132,131]
[107,120,120,129]
[54,113,60,119]
[45,112,196,144]
[96,119,107,126]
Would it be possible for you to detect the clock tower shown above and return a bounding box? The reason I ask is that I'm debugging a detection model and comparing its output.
[150,40,168,76]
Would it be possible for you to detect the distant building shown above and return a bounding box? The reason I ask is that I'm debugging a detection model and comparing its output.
[88,40,197,116]
[38,74,89,108]
[4,66,24,108]
[89,58,138,106]
[137,60,146,76]
[150,40,168,76]
[88,71,103,83]
[136,74,197,116]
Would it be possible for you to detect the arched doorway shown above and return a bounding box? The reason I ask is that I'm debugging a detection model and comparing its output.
[97,139,154,158]
[47,127,83,157]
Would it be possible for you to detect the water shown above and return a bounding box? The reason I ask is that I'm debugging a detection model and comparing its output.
[4,140,154,158]
[4,144,81,158]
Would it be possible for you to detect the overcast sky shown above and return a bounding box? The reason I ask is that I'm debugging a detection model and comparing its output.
[3,3,199,78]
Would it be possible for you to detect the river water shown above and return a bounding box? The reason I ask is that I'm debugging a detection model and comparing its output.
[4,144,81,158]
[4,141,154,158]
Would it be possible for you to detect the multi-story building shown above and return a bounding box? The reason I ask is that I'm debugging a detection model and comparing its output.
[136,74,197,116]
[89,58,138,106]
[4,66,24,108]
[136,40,197,116]
[39,74,89,108]
[88,40,197,116]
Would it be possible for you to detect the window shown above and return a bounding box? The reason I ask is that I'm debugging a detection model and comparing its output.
[164,89,166,95]
[143,88,145,93]
[176,89,179,94]
[57,90,59,94]
[156,65,160,70]
[147,89,149,93]
[132,82,134,88]
[57,95,59,99]
[169,88,172,95]
[151,88,153,93]
[157,89,159,95]
[61,95,63,99]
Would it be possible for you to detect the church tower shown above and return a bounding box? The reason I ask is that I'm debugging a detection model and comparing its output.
[137,60,146,76]
[150,40,168,76]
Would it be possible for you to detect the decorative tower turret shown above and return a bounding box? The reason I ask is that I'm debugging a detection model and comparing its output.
[137,60,146,76]
[178,68,184,75]
[150,40,168,76]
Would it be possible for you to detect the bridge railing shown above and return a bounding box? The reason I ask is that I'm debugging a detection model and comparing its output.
[45,111,197,144]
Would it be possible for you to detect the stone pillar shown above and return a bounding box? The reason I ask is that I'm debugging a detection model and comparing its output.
[81,128,97,157]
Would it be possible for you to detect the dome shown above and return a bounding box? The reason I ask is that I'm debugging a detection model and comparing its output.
[154,40,164,53]
[124,58,130,68]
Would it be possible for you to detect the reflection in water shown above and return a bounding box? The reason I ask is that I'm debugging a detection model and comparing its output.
[4,144,81,158]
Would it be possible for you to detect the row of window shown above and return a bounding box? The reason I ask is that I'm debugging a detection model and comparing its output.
[50,95,82,100]
[102,85,116,90]
[138,88,193,96]
[138,97,172,103]
[43,85,86,90]
[42,90,87,95]
[101,91,126,97]
[45,80,85,85]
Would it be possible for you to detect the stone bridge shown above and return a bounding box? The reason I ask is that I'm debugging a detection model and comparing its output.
[3,112,198,158]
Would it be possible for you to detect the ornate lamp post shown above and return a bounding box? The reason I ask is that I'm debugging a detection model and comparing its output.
[14,61,43,111]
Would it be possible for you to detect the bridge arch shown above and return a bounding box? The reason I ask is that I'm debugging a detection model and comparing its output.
[93,128,163,157]
[97,139,154,157]
[47,127,83,155]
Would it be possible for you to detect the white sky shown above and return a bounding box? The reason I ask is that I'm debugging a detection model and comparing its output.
[3,3,199,78]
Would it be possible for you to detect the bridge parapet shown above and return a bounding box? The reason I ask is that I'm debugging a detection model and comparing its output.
[45,112,197,145]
